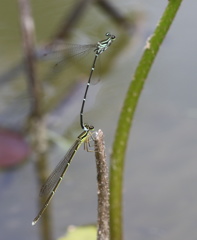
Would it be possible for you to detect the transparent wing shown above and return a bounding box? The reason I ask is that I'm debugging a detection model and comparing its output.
[39,139,81,197]
[39,42,97,65]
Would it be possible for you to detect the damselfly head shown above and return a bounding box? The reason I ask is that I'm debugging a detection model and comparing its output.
[84,124,94,131]
[111,35,116,40]
[105,32,116,41]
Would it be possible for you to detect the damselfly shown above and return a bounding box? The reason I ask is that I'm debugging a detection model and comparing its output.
[32,124,94,225]
[42,32,116,130]
[79,32,115,130]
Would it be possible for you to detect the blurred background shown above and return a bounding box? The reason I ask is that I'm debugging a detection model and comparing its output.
[0,0,197,240]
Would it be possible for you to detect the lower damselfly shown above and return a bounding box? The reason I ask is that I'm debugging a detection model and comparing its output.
[32,124,94,225]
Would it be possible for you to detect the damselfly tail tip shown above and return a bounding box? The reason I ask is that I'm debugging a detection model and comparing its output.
[32,218,38,226]
[32,221,36,226]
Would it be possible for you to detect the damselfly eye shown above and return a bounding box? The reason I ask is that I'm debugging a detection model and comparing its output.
[105,32,110,37]
[89,125,94,130]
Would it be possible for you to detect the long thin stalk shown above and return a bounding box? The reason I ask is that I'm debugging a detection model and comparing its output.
[17,0,51,239]
[94,130,110,240]
[109,1,184,240]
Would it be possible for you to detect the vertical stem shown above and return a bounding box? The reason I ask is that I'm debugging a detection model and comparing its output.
[94,130,110,240]
[109,1,184,240]
[18,0,41,117]
[17,0,52,239]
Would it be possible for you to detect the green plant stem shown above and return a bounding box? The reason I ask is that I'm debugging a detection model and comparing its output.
[109,1,183,240]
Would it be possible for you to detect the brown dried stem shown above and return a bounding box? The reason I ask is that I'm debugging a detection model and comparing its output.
[18,0,51,239]
[94,130,110,240]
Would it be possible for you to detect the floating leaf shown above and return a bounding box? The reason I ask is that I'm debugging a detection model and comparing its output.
[0,128,30,168]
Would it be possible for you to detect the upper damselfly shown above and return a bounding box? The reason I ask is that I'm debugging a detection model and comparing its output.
[41,32,116,130]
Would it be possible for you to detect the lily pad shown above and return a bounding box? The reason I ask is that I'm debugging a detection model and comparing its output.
[0,128,30,168]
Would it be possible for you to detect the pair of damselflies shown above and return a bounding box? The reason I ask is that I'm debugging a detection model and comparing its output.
[32,32,116,225]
